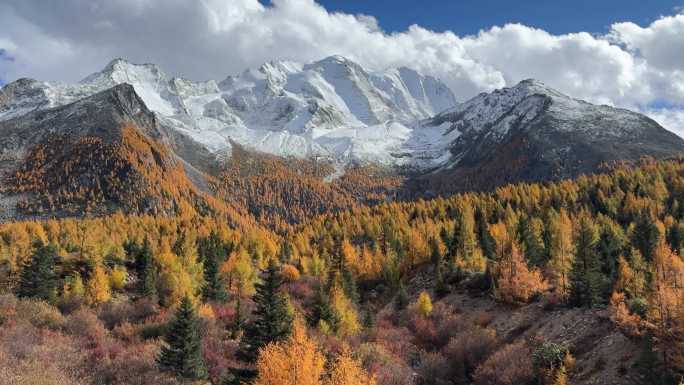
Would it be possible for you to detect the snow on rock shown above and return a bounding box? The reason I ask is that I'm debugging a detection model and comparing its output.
[0,56,459,168]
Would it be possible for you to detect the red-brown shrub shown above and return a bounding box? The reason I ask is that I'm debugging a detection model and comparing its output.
[443,326,499,381]
[65,308,108,345]
[416,351,450,385]
[98,299,135,329]
[472,341,535,385]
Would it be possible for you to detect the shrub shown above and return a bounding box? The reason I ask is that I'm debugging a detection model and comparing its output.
[15,298,66,330]
[443,326,499,382]
[472,341,535,385]
[112,321,138,342]
[139,321,168,340]
[130,297,160,322]
[65,308,108,344]
[98,299,135,329]
[608,292,643,337]
[0,294,18,325]
[416,351,449,385]
[532,341,574,385]
[357,343,415,385]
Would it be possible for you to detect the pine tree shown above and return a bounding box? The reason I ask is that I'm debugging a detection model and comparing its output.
[232,295,245,338]
[17,243,60,301]
[158,296,207,380]
[569,214,602,307]
[475,207,496,260]
[309,285,338,332]
[632,211,661,261]
[520,216,546,267]
[132,237,157,297]
[199,232,228,301]
[430,237,449,296]
[238,261,293,362]
[395,281,409,311]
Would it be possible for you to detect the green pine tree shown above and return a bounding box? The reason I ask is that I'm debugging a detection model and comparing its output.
[17,242,60,301]
[232,295,244,338]
[520,216,547,267]
[395,281,409,311]
[430,237,449,296]
[158,296,207,380]
[136,238,157,297]
[199,232,228,301]
[569,215,603,307]
[475,207,496,260]
[632,211,660,261]
[309,285,338,329]
[238,261,293,362]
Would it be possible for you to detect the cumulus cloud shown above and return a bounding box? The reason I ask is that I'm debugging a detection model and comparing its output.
[0,0,683,133]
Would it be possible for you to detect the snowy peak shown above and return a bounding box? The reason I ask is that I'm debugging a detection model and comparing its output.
[80,58,167,85]
[0,56,457,166]
[412,78,684,194]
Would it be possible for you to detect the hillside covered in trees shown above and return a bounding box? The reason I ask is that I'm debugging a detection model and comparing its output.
[3,157,684,384]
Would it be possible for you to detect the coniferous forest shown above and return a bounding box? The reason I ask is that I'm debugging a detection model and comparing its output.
[2,156,684,384]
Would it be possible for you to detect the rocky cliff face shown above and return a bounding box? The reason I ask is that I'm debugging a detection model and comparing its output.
[412,80,684,194]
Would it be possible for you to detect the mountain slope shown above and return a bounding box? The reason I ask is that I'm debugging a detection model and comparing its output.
[413,79,684,194]
[0,84,227,220]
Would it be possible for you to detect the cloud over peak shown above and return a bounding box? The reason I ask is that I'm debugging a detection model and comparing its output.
[1,0,683,133]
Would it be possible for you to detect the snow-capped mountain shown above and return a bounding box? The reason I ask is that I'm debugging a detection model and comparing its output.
[412,79,684,193]
[2,57,684,198]
[0,56,456,167]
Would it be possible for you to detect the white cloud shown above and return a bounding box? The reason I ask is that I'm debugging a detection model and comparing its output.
[647,108,684,138]
[0,0,683,134]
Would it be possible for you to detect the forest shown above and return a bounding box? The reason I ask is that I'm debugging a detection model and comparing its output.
[2,156,684,384]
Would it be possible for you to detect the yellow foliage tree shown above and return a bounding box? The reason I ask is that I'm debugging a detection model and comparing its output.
[109,266,127,291]
[647,240,684,370]
[86,264,111,305]
[547,209,574,298]
[414,290,433,317]
[330,281,361,337]
[254,323,326,385]
[326,347,376,385]
[495,242,547,304]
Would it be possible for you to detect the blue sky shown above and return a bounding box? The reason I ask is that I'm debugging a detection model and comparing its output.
[265,0,683,35]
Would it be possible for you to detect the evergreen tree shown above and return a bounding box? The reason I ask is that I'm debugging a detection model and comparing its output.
[238,261,293,362]
[666,221,684,255]
[158,296,207,380]
[569,215,603,307]
[520,216,547,267]
[232,295,245,338]
[17,242,60,301]
[475,207,496,260]
[202,249,227,301]
[430,237,449,296]
[135,238,157,297]
[199,232,229,301]
[395,281,409,311]
[308,285,338,332]
[596,217,627,295]
[362,306,375,329]
[632,211,660,261]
